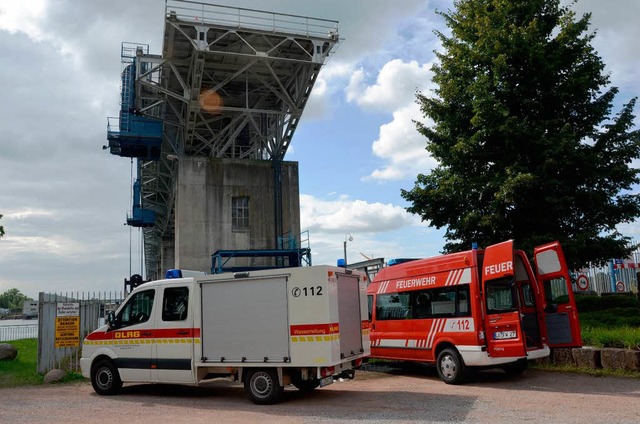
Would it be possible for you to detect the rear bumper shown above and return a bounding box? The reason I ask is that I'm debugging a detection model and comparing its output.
[458,345,549,367]
[526,345,550,360]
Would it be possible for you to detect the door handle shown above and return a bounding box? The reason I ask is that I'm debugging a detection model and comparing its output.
[141,332,152,337]
[177,331,189,335]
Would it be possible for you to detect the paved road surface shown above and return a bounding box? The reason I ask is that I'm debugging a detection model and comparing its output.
[1,367,639,423]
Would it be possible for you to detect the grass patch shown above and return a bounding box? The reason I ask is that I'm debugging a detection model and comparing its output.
[581,326,640,350]
[0,339,85,388]
[575,294,640,349]
[0,339,43,387]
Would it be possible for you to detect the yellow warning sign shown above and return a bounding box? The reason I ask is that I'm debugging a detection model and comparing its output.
[55,303,80,348]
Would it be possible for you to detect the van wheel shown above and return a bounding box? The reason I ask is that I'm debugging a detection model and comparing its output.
[437,348,467,384]
[244,368,283,405]
[503,358,528,376]
[91,359,122,395]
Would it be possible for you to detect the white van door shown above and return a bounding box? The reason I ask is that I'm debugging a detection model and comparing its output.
[110,288,156,382]
[152,284,196,383]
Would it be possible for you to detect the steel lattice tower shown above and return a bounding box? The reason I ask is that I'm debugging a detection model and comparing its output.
[108,1,339,279]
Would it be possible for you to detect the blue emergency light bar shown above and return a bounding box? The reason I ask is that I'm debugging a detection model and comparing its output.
[165,269,183,279]
[387,258,420,267]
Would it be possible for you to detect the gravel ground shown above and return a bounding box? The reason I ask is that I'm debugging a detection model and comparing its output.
[1,366,639,424]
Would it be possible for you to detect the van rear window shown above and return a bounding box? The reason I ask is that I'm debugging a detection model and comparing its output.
[485,278,518,314]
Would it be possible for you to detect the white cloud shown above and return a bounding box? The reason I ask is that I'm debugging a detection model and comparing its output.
[346,59,433,112]
[1,235,85,258]
[346,69,366,104]
[304,61,356,120]
[365,103,438,181]
[300,193,421,234]
[343,59,438,181]
[299,193,438,266]
[3,208,54,220]
[0,0,47,41]
[567,0,640,90]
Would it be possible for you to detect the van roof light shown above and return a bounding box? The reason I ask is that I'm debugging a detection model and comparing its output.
[165,269,183,279]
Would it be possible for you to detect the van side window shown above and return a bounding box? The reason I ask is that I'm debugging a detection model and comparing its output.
[375,285,471,320]
[427,285,471,318]
[367,295,373,321]
[376,293,411,320]
[456,285,471,317]
[162,287,189,321]
[118,289,155,327]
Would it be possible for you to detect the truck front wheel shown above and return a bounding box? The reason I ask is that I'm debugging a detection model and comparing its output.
[244,368,283,405]
[91,359,122,395]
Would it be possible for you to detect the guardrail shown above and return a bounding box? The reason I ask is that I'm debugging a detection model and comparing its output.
[0,324,38,342]
[165,0,339,39]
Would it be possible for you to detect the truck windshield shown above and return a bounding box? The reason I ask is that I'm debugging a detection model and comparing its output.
[485,278,518,314]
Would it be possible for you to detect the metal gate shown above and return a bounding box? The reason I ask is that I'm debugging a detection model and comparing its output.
[37,291,124,374]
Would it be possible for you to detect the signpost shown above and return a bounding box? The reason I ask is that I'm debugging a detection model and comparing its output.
[55,302,80,348]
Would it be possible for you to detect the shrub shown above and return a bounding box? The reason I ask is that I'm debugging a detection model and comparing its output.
[575,293,639,312]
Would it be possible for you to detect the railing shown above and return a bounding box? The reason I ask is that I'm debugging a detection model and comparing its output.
[107,116,120,135]
[165,0,339,39]
[0,324,38,342]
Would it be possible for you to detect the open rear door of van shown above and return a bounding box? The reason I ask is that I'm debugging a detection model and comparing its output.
[482,240,527,358]
[534,242,582,348]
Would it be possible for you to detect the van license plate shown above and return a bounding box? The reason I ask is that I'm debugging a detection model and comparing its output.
[319,376,333,387]
[494,330,517,340]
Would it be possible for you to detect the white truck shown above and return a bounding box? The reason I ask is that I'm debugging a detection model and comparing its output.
[80,266,370,404]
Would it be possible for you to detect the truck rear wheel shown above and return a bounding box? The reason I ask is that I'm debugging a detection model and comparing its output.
[91,359,122,395]
[244,368,283,405]
[436,348,467,385]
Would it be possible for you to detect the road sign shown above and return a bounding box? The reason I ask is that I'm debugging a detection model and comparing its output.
[576,274,589,291]
[616,281,625,293]
[55,302,80,348]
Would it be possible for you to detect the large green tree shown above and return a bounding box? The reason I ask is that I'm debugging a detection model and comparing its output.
[402,0,640,269]
[0,289,32,312]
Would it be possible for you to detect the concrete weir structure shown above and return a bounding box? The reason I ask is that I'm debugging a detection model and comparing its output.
[107,1,339,279]
[174,157,300,272]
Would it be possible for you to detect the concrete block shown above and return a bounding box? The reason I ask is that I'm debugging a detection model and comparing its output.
[624,350,640,371]
[551,348,574,366]
[572,347,601,369]
[601,348,627,370]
